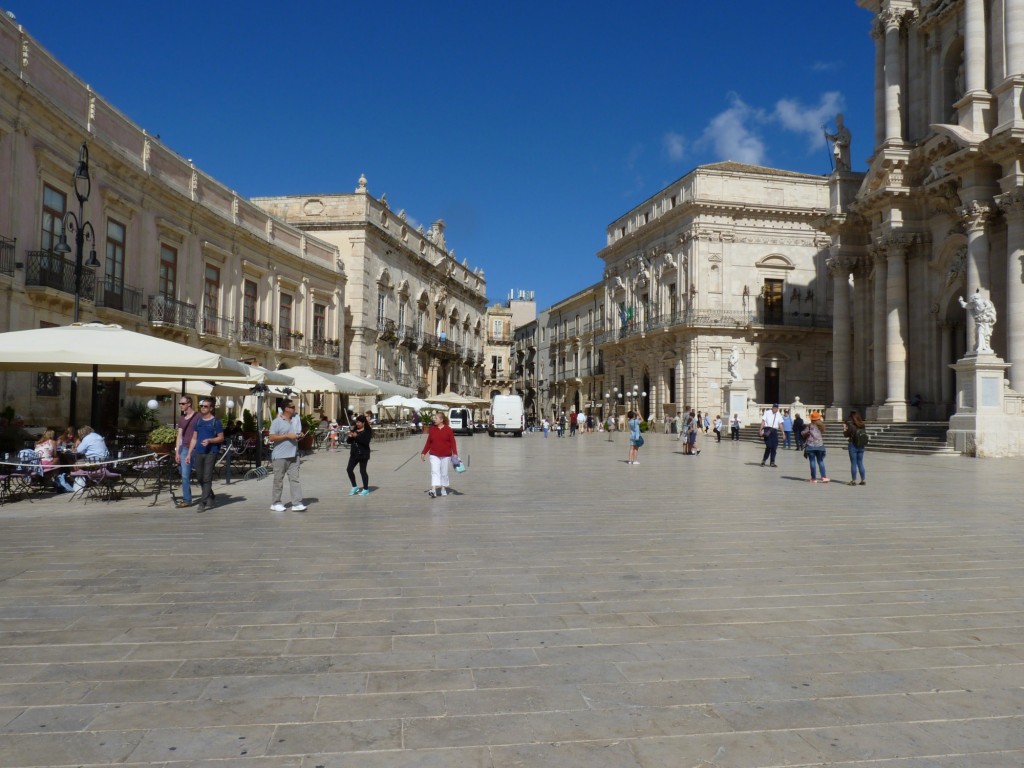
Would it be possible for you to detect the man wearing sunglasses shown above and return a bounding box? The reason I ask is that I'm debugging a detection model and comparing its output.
[174,396,199,508]
[189,397,224,513]
[267,400,307,512]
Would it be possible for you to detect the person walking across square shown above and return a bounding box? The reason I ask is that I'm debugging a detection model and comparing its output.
[268,400,306,512]
[175,396,199,508]
[421,411,458,498]
[190,397,224,513]
[345,414,373,496]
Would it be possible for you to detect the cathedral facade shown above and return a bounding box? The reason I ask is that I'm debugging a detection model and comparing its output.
[826,0,1024,451]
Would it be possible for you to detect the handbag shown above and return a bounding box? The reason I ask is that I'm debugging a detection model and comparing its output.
[452,454,466,473]
[636,435,645,447]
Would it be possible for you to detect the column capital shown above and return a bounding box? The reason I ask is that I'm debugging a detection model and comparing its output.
[826,254,852,277]
[958,200,994,232]
[879,7,907,30]
[996,189,1024,218]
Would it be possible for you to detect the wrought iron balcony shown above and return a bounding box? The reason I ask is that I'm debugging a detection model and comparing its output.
[278,332,304,352]
[395,372,416,388]
[239,321,274,347]
[0,235,14,276]
[198,312,234,339]
[377,318,398,344]
[308,338,340,358]
[148,294,197,329]
[373,368,392,381]
[25,250,96,296]
[94,277,143,316]
[398,325,418,348]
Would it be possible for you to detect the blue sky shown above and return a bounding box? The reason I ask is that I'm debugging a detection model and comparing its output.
[9,2,875,311]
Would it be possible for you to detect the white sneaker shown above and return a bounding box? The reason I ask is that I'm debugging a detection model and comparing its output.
[440,488,448,496]
[270,503,286,513]
[291,503,307,512]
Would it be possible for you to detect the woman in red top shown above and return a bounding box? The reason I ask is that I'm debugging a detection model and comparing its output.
[421,411,458,498]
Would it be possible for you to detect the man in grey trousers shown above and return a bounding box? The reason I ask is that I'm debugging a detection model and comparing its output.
[267,400,306,512]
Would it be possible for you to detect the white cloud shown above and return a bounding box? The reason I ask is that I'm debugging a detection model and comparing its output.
[662,131,686,162]
[698,95,766,165]
[773,91,845,149]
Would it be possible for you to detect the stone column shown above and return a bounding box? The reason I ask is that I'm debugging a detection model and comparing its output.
[994,0,1024,131]
[881,240,908,421]
[882,8,905,143]
[1009,0,1024,75]
[928,37,942,125]
[828,253,852,417]
[998,189,1024,390]
[940,321,954,411]
[964,0,986,93]
[853,261,871,405]
[959,201,993,347]
[872,249,887,409]
[958,0,993,133]
[872,21,886,148]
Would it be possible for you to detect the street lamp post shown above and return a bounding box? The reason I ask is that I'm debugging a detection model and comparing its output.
[55,143,100,428]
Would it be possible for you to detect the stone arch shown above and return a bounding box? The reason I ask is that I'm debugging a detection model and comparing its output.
[754,253,796,270]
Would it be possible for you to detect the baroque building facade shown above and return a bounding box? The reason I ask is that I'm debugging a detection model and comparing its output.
[0,15,344,428]
[826,1,1024,439]
[252,190,488,406]
[595,162,834,424]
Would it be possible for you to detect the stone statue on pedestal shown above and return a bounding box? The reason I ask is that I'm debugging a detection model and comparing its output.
[824,113,852,172]
[960,289,997,354]
[728,346,742,381]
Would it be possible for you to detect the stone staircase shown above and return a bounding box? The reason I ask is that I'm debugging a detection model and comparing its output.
[737,422,958,456]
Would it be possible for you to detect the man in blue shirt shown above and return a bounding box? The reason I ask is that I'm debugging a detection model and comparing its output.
[782,409,794,449]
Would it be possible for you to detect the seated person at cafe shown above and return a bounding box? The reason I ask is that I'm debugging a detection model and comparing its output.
[59,425,77,452]
[75,426,110,461]
[34,430,58,467]
[53,426,108,492]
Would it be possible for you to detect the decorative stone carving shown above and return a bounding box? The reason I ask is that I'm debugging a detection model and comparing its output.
[946,246,967,286]
[958,200,993,232]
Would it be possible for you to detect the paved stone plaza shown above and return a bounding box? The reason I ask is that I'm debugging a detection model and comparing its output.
[1,432,1022,767]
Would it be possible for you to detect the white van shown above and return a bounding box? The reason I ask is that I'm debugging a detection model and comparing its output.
[448,408,474,436]
[489,394,525,437]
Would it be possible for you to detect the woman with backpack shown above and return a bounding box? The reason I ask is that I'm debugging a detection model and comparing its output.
[843,410,868,486]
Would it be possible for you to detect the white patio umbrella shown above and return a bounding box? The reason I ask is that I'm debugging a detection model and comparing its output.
[427,391,478,407]
[335,371,415,397]
[281,366,377,395]
[0,322,250,376]
[0,322,254,425]
[129,380,252,398]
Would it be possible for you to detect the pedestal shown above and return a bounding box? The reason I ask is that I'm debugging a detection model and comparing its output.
[948,353,1014,457]
[724,382,749,427]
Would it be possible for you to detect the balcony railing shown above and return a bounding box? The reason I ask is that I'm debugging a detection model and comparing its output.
[308,338,340,358]
[595,308,831,345]
[0,236,14,276]
[398,324,418,347]
[373,368,392,382]
[25,250,96,297]
[377,318,398,344]
[148,294,197,329]
[94,277,143,316]
[395,372,417,388]
[198,312,234,340]
[239,321,274,347]
[278,332,303,352]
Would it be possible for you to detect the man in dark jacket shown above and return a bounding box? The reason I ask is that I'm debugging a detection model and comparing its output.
[792,413,805,450]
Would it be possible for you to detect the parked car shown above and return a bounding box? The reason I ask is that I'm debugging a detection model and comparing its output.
[448,408,474,436]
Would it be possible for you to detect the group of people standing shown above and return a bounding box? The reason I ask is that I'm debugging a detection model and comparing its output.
[760,402,869,484]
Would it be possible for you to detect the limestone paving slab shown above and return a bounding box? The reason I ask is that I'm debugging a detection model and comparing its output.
[0,432,1022,766]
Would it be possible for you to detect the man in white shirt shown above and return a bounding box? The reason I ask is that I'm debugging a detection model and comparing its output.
[760,403,785,467]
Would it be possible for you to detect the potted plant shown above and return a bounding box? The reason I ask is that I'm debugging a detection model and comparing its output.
[298,413,317,451]
[147,425,178,454]
[242,409,258,439]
